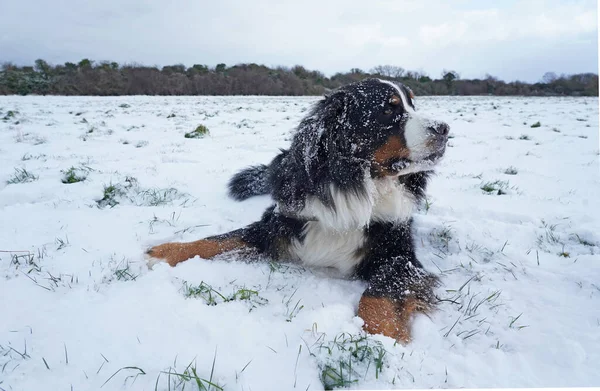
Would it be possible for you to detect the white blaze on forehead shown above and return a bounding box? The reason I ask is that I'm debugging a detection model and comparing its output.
[378,79,415,114]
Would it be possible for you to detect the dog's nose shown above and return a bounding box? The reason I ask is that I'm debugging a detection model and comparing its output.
[431,122,449,136]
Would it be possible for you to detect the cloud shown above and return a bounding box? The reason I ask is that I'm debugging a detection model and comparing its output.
[331,24,410,49]
[419,4,597,47]
[0,0,597,82]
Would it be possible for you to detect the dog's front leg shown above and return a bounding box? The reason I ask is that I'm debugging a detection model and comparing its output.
[146,230,251,267]
[356,222,438,344]
[146,205,299,267]
[358,287,435,345]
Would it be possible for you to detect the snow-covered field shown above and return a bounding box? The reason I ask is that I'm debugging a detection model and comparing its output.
[1,94,599,391]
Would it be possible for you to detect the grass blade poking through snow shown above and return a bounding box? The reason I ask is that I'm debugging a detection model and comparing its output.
[182,281,268,310]
[101,366,146,388]
[160,353,223,391]
[480,180,510,195]
[6,168,38,184]
[61,165,90,184]
[314,332,387,390]
[185,124,210,139]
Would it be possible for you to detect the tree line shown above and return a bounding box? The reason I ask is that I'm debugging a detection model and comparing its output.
[0,59,597,96]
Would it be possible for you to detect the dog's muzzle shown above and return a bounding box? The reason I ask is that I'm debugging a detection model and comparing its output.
[427,121,450,156]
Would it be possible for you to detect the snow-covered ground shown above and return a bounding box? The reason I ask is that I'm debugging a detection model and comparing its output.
[1,95,599,391]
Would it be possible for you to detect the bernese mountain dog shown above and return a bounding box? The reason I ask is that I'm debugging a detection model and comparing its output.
[147,78,449,344]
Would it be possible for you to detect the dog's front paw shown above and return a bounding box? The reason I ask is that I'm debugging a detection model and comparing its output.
[145,243,188,267]
[358,295,432,345]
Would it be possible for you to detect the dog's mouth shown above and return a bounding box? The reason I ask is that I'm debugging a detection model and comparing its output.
[421,146,447,163]
[387,146,446,175]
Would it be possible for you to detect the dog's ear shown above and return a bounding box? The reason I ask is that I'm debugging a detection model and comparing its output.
[320,89,354,134]
[292,88,366,196]
[296,89,355,165]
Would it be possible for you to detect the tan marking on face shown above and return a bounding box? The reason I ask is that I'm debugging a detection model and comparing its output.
[371,136,410,177]
[147,237,247,267]
[358,295,432,345]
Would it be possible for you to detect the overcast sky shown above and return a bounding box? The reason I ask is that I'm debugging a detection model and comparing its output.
[0,0,597,82]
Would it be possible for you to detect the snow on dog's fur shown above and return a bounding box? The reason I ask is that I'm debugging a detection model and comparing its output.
[147,78,450,343]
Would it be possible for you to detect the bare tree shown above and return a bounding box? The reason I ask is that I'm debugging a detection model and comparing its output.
[0,59,598,97]
[34,59,52,77]
[542,72,558,84]
[442,70,460,92]
[442,69,460,81]
[371,65,405,78]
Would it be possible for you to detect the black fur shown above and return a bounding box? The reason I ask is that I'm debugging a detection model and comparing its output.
[229,78,438,212]
[356,220,438,304]
[399,171,432,201]
[220,205,438,304]
[222,78,448,318]
[228,164,271,201]
[238,205,306,258]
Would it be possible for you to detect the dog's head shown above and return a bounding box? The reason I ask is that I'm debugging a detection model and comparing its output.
[297,78,449,180]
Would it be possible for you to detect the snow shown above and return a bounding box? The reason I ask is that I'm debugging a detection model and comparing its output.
[1,95,599,390]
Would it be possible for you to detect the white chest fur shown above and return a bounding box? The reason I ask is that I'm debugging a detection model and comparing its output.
[371,177,417,224]
[298,176,416,230]
[291,221,366,277]
[288,176,417,275]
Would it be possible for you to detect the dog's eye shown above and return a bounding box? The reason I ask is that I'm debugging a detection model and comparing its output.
[384,109,393,115]
[390,95,401,106]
